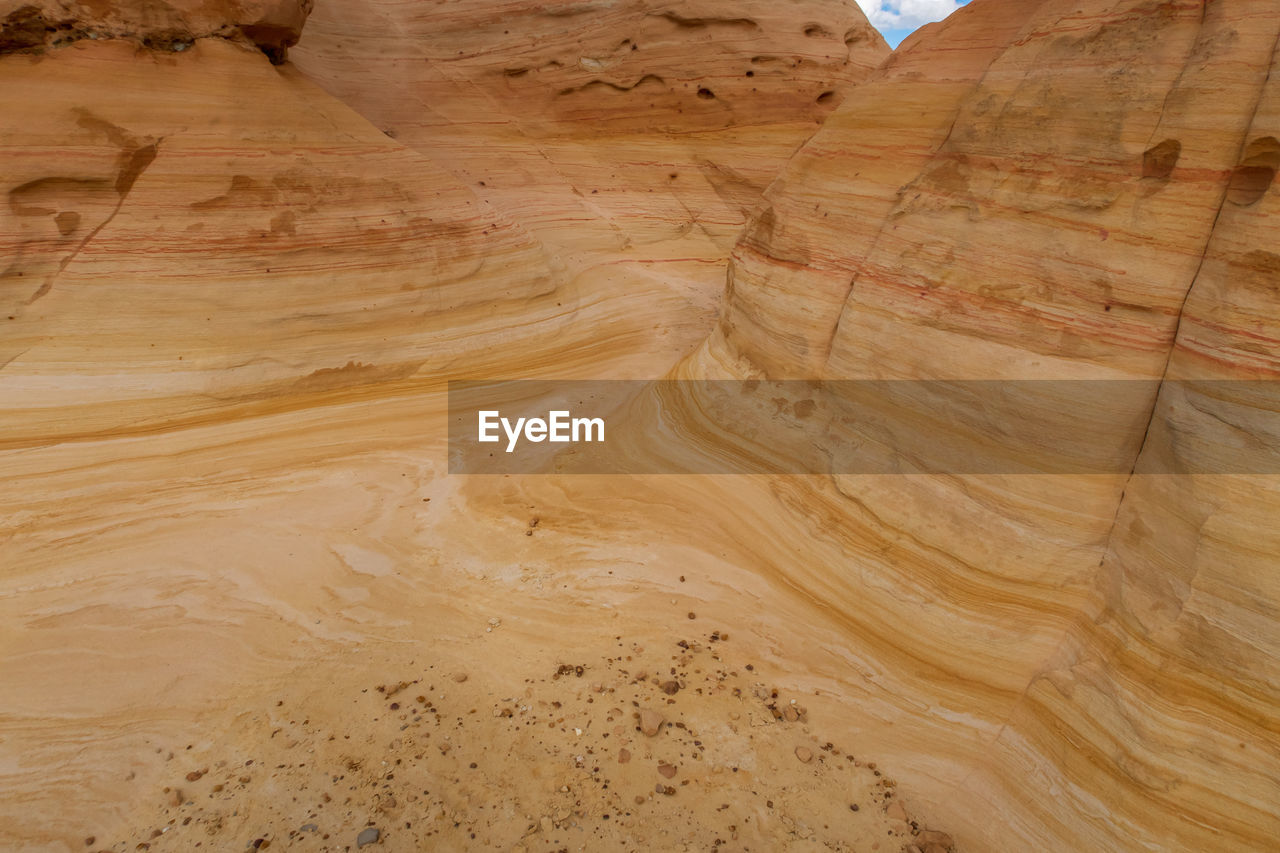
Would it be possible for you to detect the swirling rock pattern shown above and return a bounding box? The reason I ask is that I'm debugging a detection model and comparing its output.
[2,0,1278,851]
[685,0,1280,850]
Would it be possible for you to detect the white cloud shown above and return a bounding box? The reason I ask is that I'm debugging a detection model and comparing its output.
[854,0,966,31]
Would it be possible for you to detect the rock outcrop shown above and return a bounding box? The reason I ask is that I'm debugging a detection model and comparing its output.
[289,0,890,381]
[293,0,886,134]
[0,0,312,60]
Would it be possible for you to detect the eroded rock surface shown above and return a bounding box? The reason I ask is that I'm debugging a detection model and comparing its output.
[661,0,1280,850]
[0,0,312,60]
[1,1,1277,852]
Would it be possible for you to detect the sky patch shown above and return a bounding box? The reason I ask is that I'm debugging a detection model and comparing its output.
[855,0,970,48]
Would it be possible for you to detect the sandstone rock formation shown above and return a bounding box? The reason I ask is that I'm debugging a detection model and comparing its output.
[2,0,1278,851]
[0,0,313,60]
[673,0,1280,849]
[0,2,899,851]
[290,0,890,373]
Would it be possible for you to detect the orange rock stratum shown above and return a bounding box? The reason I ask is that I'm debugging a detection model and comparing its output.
[1,1,1277,851]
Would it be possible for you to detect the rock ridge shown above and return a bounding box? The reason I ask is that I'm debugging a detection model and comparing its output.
[0,0,312,61]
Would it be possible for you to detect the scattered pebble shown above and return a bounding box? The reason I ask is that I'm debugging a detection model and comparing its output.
[638,708,665,736]
[920,829,955,848]
[118,631,936,850]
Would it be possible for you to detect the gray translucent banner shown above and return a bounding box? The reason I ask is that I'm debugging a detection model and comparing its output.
[447,380,1280,474]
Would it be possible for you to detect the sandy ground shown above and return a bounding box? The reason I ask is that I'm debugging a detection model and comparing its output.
[35,454,957,853]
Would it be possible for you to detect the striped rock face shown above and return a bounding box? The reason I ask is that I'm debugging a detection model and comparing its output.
[1,2,898,852]
[2,1,1278,852]
[690,0,1280,850]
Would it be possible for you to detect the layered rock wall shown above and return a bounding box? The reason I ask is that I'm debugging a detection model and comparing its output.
[0,0,312,59]
[685,0,1280,849]
[3,1,1277,851]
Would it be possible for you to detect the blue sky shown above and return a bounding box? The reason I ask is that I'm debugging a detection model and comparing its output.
[855,0,971,49]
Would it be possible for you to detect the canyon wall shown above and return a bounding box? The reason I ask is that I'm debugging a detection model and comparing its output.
[679,0,1280,849]
[290,0,890,377]
[0,2,903,850]
[2,0,1277,851]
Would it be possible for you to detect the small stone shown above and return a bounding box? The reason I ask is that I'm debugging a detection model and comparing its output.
[886,801,908,821]
[184,770,204,782]
[638,709,665,736]
[661,680,680,695]
[451,672,468,683]
[794,747,813,763]
[539,816,553,834]
[300,824,318,833]
[618,748,631,764]
[355,827,380,847]
[657,763,677,779]
[783,706,799,722]
[919,830,954,848]
[687,612,696,620]
[84,838,95,847]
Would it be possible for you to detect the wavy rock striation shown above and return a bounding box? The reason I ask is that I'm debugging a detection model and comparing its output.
[2,0,1278,851]
[289,0,890,378]
[659,0,1280,849]
[0,2,903,851]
